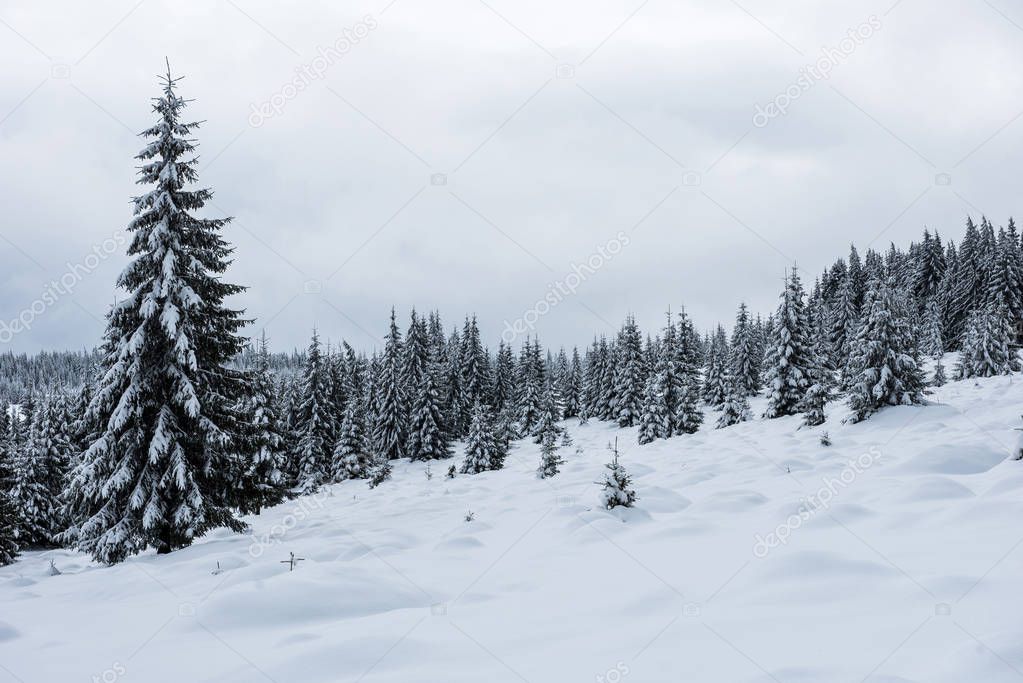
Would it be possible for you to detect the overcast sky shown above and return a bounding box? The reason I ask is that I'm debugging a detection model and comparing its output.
[1,0,1021,354]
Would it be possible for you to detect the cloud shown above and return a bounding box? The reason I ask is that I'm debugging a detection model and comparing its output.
[1,0,1021,352]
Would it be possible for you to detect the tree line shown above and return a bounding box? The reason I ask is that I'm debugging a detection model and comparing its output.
[2,65,1021,567]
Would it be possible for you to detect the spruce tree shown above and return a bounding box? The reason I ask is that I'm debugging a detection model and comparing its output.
[374,308,407,460]
[10,397,61,548]
[763,268,814,419]
[460,400,504,474]
[600,439,636,510]
[729,303,761,396]
[638,368,671,444]
[956,303,1021,379]
[405,314,451,462]
[236,332,288,513]
[516,339,545,435]
[703,325,729,408]
[612,316,645,427]
[66,65,251,562]
[715,372,751,429]
[846,278,926,422]
[332,400,371,480]
[294,330,332,494]
[536,428,563,479]
[493,341,516,412]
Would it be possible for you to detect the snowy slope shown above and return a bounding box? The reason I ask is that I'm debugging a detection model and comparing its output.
[3,372,1023,682]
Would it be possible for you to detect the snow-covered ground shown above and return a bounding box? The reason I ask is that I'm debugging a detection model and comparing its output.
[3,371,1023,682]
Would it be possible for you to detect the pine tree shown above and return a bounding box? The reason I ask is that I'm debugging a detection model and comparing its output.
[493,341,516,412]
[988,221,1023,335]
[716,372,751,429]
[763,268,814,418]
[932,356,947,387]
[536,428,563,479]
[581,339,603,420]
[563,347,583,418]
[235,333,288,513]
[600,439,636,510]
[516,339,545,435]
[10,396,65,548]
[405,315,451,462]
[829,277,859,373]
[0,488,18,565]
[846,278,926,422]
[596,337,617,421]
[802,292,834,428]
[638,369,671,444]
[460,400,504,474]
[294,330,332,494]
[729,303,761,396]
[612,316,645,427]
[956,303,1021,378]
[945,218,984,346]
[920,298,945,358]
[374,308,407,460]
[533,386,562,444]
[459,315,491,420]
[65,65,251,562]
[332,400,371,480]
[703,325,729,407]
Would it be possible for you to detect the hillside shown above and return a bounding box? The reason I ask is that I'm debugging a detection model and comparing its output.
[2,368,1022,682]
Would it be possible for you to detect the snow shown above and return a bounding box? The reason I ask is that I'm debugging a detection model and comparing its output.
[3,373,1023,681]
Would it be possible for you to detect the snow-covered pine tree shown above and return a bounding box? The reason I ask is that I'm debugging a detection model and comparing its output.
[801,292,834,428]
[563,347,583,418]
[492,341,516,412]
[597,336,617,421]
[914,229,946,302]
[460,400,504,474]
[516,339,545,436]
[846,278,926,422]
[670,311,705,435]
[536,427,563,479]
[637,363,671,444]
[580,339,602,420]
[65,65,252,562]
[613,316,645,427]
[955,302,1021,379]
[920,298,945,359]
[945,218,984,347]
[440,327,462,436]
[0,416,19,563]
[599,439,636,510]
[988,221,1023,336]
[235,332,288,513]
[763,268,814,419]
[332,399,371,480]
[716,371,751,429]
[729,303,761,396]
[829,276,859,373]
[374,308,407,460]
[294,330,332,494]
[459,315,491,421]
[703,325,729,407]
[404,312,451,461]
[532,384,562,444]
[932,355,947,387]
